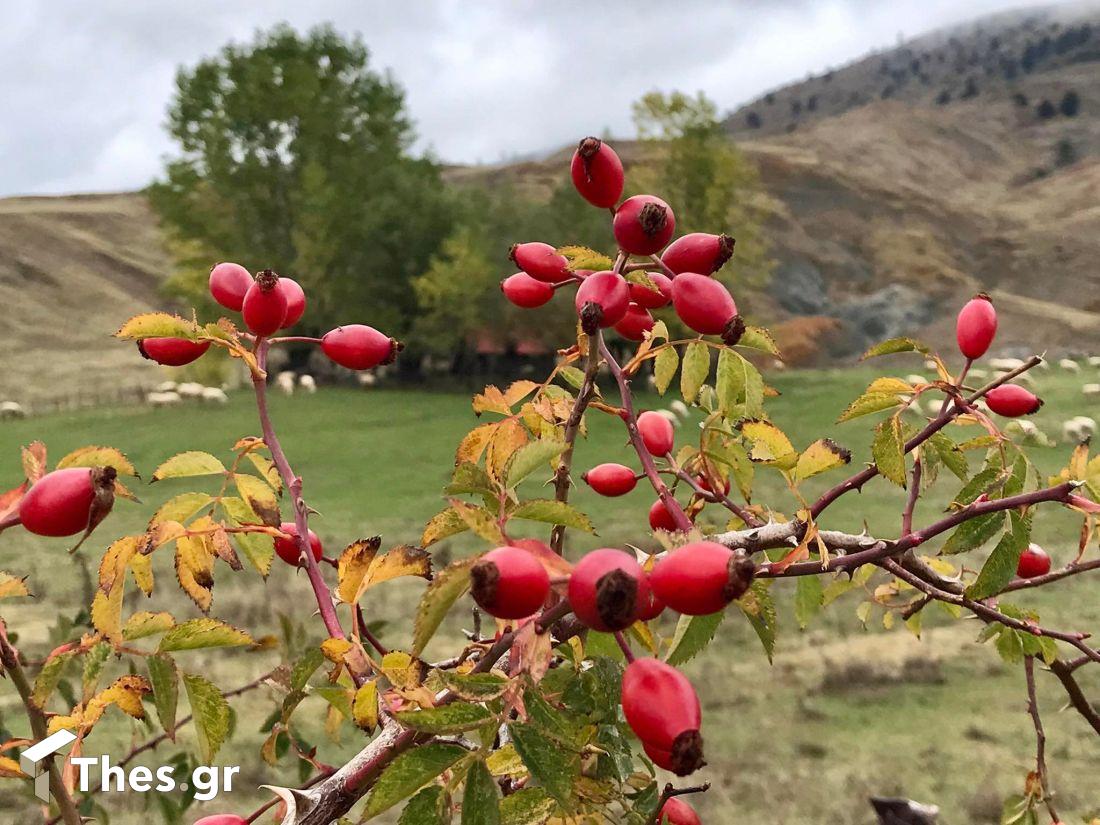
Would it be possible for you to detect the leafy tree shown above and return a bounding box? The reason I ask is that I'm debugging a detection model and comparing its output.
[149,24,453,334]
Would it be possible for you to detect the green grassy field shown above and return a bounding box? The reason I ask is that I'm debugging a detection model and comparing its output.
[1,362,1099,823]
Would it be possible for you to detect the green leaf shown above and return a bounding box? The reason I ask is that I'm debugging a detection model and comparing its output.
[311,685,353,718]
[365,742,468,817]
[462,759,500,825]
[558,245,614,272]
[654,346,679,395]
[151,492,214,526]
[413,558,476,655]
[158,618,253,653]
[399,786,449,825]
[665,611,725,666]
[115,312,200,341]
[836,392,904,423]
[928,433,968,481]
[794,575,824,629]
[441,671,509,701]
[500,787,556,825]
[395,702,494,734]
[422,506,471,547]
[872,416,907,487]
[509,723,576,805]
[679,342,710,404]
[942,512,1005,555]
[510,499,595,532]
[290,647,326,691]
[152,451,226,482]
[32,652,74,709]
[995,628,1025,664]
[182,672,230,763]
[147,654,179,737]
[738,580,777,662]
[737,326,780,356]
[233,473,281,526]
[446,462,495,497]
[955,462,1003,505]
[123,611,176,641]
[966,512,1032,600]
[82,643,111,695]
[505,440,567,489]
[558,366,586,390]
[860,337,930,359]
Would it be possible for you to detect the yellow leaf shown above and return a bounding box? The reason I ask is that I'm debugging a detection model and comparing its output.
[456,423,497,465]
[91,584,125,643]
[246,453,283,495]
[472,385,512,416]
[153,451,226,482]
[21,441,47,483]
[449,499,505,545]
[98,536,142,593]
[321,638,353,665]
[336,538,382,603]
[233,474,280,526]
[381,651,420,690]
[353,545,432,603]
[175,534,215,612]
[57,446,137,477]
[0,572,30,600]
[0,756,25,778]
[487,419,529,481]
[794,439,852,482]
[123,611,175,641]
[739,419,797,468]
[352,681,379,732]
[88,675,150,722]
[114,312,199,341]
[503,380,540,407]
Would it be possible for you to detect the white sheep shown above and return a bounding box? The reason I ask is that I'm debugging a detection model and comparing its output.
[275,371,296,396]
[299,374,317,393]
[146,391,182,408]
[176,382,204,399]
[654,409,681,428]
[670,400,691,421]
[201,387,229,404]
[1088,356,1100,368]
[990,358,1025,372]
[1083,384,1100,398]
[923,359,938,372]
[1035,357,1050,370]
[905,374,928,386]
[1014,371,1035,387]
[358,372,377,388]
[1063,416,1098,443]
[0,401,27,419]
[968,368,988,380]
[1059,358,1081,373]
[154,381,178,393]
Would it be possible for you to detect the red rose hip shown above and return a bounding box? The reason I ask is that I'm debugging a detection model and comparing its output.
[622,657,704,775]
[570,137,625,208]
[509,242,570,283]
[648,498,681,532]
[650,541,754,615]
[278,278,307,328]
[985,384,1043,417]
[613,303,656,341]
[321,325,400,370]
[583,463,638,497]
[568,548,651,631]
[193,816,249,825]
[19,467,116,538]
[660,798,703,825]
[613,195,675,256]
[635,582,666,622]
[274,522,323,567]
[1016,543,1051,579]
[629,272,673,308]
[242,270,288,336]
[208,262,253,312]
[638,410,675,456]
[138,337,211,367]
[501,272,554,308]
[956,293,997,360]
[470,545,550,619]
[671,273,738,337]
[662,232,735,276]
[575,270,630,328]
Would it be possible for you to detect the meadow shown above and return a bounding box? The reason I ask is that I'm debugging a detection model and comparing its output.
[1,360,1098,823]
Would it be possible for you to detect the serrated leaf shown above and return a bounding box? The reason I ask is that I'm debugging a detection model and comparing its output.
[510,499,595,532]
[505,440,567,489]
[558,245,614,272]
[182,672,230,763]
[794,439,852,481]
[57,446,137,477]
[462,759,500,825]
[966,512,1031,599]
[174,534,215,612]
[399,786,449,825]
[152,451,226,482]
[860,337,929,359]
[441,671,509,701]
[148,654,179,738]
[666,611,725,666]
[123,611,176,641]
[396,702,494,734]
[929,433,968,481]
[794,575,824,629]
[291,647,326,691]
[220,496,275,575]
[738,580,777,662]
[837,391,903,423]
[738,325,781,356]
[158,618,252,652]
[500,787,556,825]
[365,742,468,817]
[151,492,214,526]
[942,512,1005,555]
[446,462,495,497]
[352,681,379,732]
[0,572,29,600]
[422,507,471,547]
[91,582,125,643]
[740,419,797,467]
[32,652,74,708]
[115,312,200,341]
[233,473,280,527]
[654,346,679,395]
[872,416,907,487]
[509,723,575,805]
[353,545,432,603]
[413,558,476,655]
[679,342,710,404]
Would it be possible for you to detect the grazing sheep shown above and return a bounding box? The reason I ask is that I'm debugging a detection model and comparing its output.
[1059,358,1081,373]
[154,381,178,393]
[1035,357,1050,370]
[923,359,938,372]
[176,382,204,399]
[654,409,681,428]
[990,358,1025,372]
[1013,371,1035,387]
[968,368,988,380]
[1063,416,1098,443]
[275,371,296,395]
[670,400,690,421]
[1088,356,1100,368]
[299,374,317,393]
[905,375,928,386]
[1006,420,1045,445]
[1083,384,1100,398]
[201,387,229,404]
[146,391,182,408]
[0,401,27,419]
[357,372,377,388]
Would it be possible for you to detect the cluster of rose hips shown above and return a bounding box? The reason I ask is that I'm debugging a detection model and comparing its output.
[138,262,401,372]
[501,138,742,344]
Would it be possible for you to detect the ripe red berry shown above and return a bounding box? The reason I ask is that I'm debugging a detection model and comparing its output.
[648,498,681,532]
[193,816,248,825]
[137,337,211,367]
[635,581,666,622]
[622,658,704,775]
[662,232,735,276]
[274,522,323,567]
[614,195,675,256]
[242,270,288,336]
[614,303,656,341]
[19,467,116,538]
[629,272,673,308]
[208,262,253,312]
[1016,543,1051,579]
[695,473,730,497]
[583,463,638,497]
[638,411,675,456]
[671,273,738,337]
[568,548,652,632]
[660,798,702,825]
[321,325,400,370]
[956,293,998,360]
[570,137,624,208]
[575,271,630,328]
[501,272,555,309]
[470,546,550,619]
[278,278,307,329]
[650,541,754,615]
[510,242,570,283]
[985,384,1043,417]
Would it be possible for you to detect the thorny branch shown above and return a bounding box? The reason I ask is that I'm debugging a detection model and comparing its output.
[1024,656,1060,822]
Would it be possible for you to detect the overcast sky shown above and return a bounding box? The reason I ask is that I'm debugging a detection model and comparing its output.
[0,0,1067,197]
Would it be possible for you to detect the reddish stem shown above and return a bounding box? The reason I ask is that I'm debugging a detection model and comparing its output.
[614,630,636,662]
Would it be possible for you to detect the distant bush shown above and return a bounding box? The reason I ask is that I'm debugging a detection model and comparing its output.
[746,111,762,129]
[1059,90,1080,117]
[1012,92,1029,107]
[1036,99,1057,119]
[935,89,952,105]
[1055,139,1077,168]
[961,78,979,99]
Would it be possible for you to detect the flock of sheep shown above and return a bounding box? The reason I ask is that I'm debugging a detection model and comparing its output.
[142,369,378,408]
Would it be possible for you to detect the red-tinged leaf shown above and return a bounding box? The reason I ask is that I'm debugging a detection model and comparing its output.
[0,482,27,523]
[22,441,47,482]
